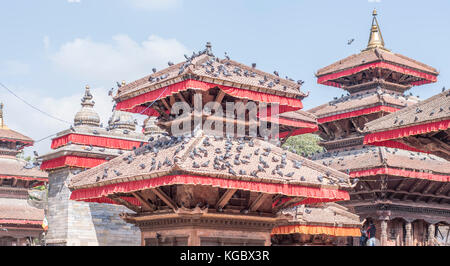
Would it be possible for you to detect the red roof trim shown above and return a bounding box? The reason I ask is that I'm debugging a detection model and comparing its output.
[318,105,400,124]
[364,119,450,145]
[350,167,449,182]
[116,79,303,112]
[317,62,438,88]
[0,219,42,225]
[41,156,107,170]
[70,174,349,203]
[0,175,48,182]
[51,133,143,150]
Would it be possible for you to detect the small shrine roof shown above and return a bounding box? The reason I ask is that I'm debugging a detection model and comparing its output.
[0,156,48,179]
[0,198,44,223]
[313,146,450,179]
[0,128,33,145]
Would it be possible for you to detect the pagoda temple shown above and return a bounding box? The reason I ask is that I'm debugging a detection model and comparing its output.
[309,10,450,246]
[364,88,450,160]
[39,86,148,246]
[68,43,354,246]
[0,103,48,246]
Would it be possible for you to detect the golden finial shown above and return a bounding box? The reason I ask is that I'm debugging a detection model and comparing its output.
[121,80,126,86]
[85,85,90,90]
[364,9,389,51]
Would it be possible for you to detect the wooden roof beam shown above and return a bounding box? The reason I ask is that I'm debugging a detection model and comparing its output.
[249,193,271,212]
[131,192,156,212]
[215,189,237,209]
[150,188,178,211]
[108,195,141,213]
[273,197,304,213]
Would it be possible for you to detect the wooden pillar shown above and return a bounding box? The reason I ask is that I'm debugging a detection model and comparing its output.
[188,229,200,246]
[405,221,412,246]
[427,223,435,246]
[380,220,388,246]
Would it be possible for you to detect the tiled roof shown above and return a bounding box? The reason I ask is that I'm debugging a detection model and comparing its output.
[308,90,419,119]
[364,89,450,133]
[279,110,317,124]
[69,134,351,190]
[0,128,33,144]
[0,198,44,222]
[282,203,362,227]
[316,48,438,77]
[115,51,306,102]
[313,146,450,176]
[0,156,48,179]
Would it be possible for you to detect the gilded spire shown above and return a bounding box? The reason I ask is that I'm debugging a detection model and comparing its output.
[365,9,389,51]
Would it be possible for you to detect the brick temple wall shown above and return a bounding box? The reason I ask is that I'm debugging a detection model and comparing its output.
[45,169,140,246]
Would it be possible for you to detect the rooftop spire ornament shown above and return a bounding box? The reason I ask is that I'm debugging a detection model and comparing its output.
[365,9,389,51]
[74,85,101,127]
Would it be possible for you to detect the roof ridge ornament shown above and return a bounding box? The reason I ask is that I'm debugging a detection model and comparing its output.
[74,85,101,127]
[364,9,390,52]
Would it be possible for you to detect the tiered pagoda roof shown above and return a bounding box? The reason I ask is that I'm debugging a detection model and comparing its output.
[308,10,449,237]
[0,103,48,183]
[0,103,48,234]
[309,10,438,152]
[111,43,315,139]
[67,44,356,244]
[364,89,450,160]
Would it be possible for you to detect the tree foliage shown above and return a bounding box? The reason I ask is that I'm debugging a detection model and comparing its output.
[282,133,324,157]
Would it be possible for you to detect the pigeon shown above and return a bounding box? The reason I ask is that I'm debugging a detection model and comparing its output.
[347,38,355,45]
[317,175,323,183]
[108,88,114,96]
[33,151,39,157]
[286,172,294,178]
[152,68,157,73]
[228,168,237,176]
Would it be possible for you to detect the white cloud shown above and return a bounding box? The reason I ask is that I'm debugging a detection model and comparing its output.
[43,36,50,50]
[128,0,182,10]
[67,0,81,3]
[1,60,30,76]
[50,34,190,83]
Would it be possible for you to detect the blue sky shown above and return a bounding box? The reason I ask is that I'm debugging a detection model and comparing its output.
[1,0,449,155]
